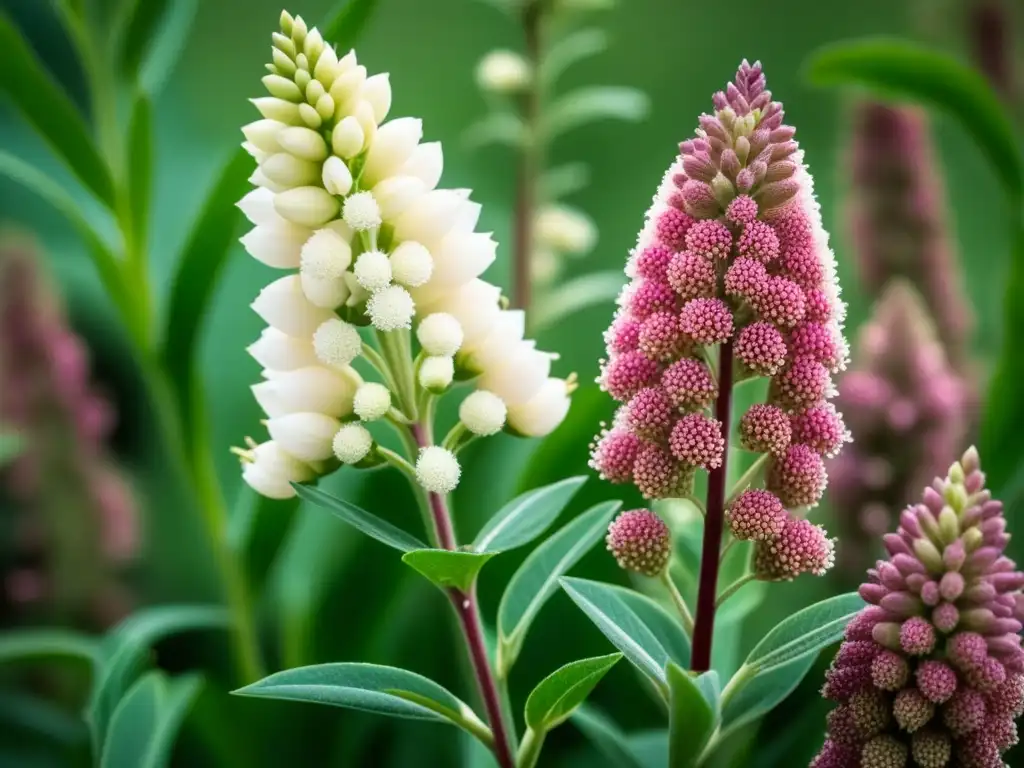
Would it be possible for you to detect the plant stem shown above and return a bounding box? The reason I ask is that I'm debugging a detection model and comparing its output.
[517,727,545,768]
[715,574,755,608]
[409,423,516,768]
[659,571,694,635]
[691,340,734,672]
[512,0,544,314]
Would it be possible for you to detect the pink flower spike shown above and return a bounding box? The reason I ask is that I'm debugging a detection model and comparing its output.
[768,443,827,507]
[669,413,724,470]
[667,251,717,301]
[600,351,660,402]
[684,219,733,260]
[661,358,716,411]
[735,322,788,376]
[655,208,695,251]
[739,403,792,456]
[679,298,734,345]
[737,220,780,263]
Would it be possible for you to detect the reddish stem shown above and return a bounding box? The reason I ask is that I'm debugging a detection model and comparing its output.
[691,340,734,672]
[410,424,515,768]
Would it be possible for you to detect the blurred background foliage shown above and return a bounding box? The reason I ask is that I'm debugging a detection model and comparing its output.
[0,0,1021,765]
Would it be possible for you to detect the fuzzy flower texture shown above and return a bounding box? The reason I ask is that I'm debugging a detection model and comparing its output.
[813,447,1024,768]
[590,60,847,581]
[236,12,570,498]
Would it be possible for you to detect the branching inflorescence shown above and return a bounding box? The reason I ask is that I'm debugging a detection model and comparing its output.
[590,60,848,671]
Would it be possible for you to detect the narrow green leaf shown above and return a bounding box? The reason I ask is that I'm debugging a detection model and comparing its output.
[667,662,716,767]
[541,28,608,86]
[743,593,863,673]
[233,662,486,737]
[159,147,252,434]
[101,671,203,768]
[463,113,527,151]
[0,431,23,466]
[570,704,644,768]
[804,38,1024,203]
[540,162,591,200]
[229,488,302,597]
[473,476,586,552]
[719,653,817,736]
[0,15,116,206]
[126,93,153,254]
[532,271,625,331]
[0,690,88,746]
[117,0,173,77]
[524,653,621,731]
[89,605,228,759]
[138,0,199,94]
[322,0,381,50]
[402,549,496,592]
[0,629,97,667]
[543,87,649,139]
[560,577,683,690]
[610,585,691,669]
[294,483,427,553]
[497,500,621,676]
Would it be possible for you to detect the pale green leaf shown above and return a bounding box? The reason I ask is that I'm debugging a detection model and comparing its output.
[531,271,625,331]
[667,662,716,767]
[293,483,427,553]
[402,550,497,592]
[543,87,649,139]
[524,653,621,731]
[718,653,817,736]
[541,28,608,86]
[473,476,586,552]
[0,628,97,668]
[541,162,591,200]
[139,0,200,93]
[463,113,528,151]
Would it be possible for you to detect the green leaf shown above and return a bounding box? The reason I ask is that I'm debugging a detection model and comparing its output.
[667,662,717,767]
[497,500,621,676]
[611,585,691,669]
[117,0,173,77]
[138,0,199,94]
[473,476,586,552]
[100,671,203,768]
[719,653,817,736]
[524,653,622,731]
[293,483,427,553]
[541,28,609,86]
[126,93,153,254]
[560,577,685,692]
[0,628,97,668]
[532,271,625,331]
[401,549,497,592]
[463,113,528,151]
[89,605,228,760]
[742,593,863,674]
[233,662,489,741]
[0,14,116,207]
[0,430,23,466]
[543,87,649,139]
[322,0,381,50]
[159,147,253,435]
[804,38,1024,203]
[541,163,591,200]
[570,704,644,768]
[229,487,301,597]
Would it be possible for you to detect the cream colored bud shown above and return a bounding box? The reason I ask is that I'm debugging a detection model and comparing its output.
[459,390,507,436]
[274,186,340,227]
[261,153,321,188]
[242,119,285,153]
[506,378,572,437]
[478,341,552,405]
[252,365,356,418]
[361,117,423,187]
[272,48,296,76]
[301,272,349,309]
[342,191,382,231]
[249,167,284,193]
[322,156,353,196]
[367,285,415,332]
[303,28,325,63]
[251,97,301,125]
[416,313,463,357]
[313,45,340,87]
[267,412,339,462]
[291,14,308,43]
[363,73,392,123]
[252,275,335,337]
[272,32,296,58]
[276,126,327,161]
[332,116,365,159]
[263,74,302,101]
[419,356,454,392]
[333,423,373,464]
[328,67,366,108]
[316,93,336,120]
[299,102,322,128]
[476,50,531,94]
[354,250,392,292]
[415,446,461,494]
[240,440,315,499]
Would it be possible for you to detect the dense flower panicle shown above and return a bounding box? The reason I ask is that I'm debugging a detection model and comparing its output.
[813,447,1024,768]
[0,243,137,629]
[606,509,672,576]
[591,61,846,582]
[828,281,966,575]
[237,12,571,498]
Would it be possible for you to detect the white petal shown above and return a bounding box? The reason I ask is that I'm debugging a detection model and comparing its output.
[421,279,501,347]
[252,275,336,336]
[460,309,526,371]
[240,223,310,269]
[252,365,357,418]
[478,341,551,404]
[249,168,285,193]
[453,196,482,232]
[238,188,285,227]
[242,119,286,153]
[247,327,319,370]
[372,175,426,220]
[266,412,341,462]
[507,378,571,437]
[401,142,443,191]
[363,73,392,123]
[241,440,316,499]
[301,273,350,308]
[393,189,464,248]
[361,117,423,187]
[431,231,496,286]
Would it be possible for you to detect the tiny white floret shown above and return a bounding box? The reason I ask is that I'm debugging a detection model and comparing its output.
[353,382,391,421]
[354,249,392,292]
[416,313,463,357]
[300,228,352,279]
[476,50,531,94]
[332,422,374,464]
[367,285,415,332]
[415,446,461,494]
[459,390,507,437]
[390,241,433,287]
[312,318,362,368]
[342,191,382,231]
[419,355,454,391]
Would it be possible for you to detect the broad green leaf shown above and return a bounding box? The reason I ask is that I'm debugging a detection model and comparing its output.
[233,662,489,741]
[159,147,258,435]
[561,577,680,691]
[117,0,173,77]
[804,38,1024,203]
[524,653,622,731]
[463,113,527,151]
[743,593,863,673]
[294,483,427,553]
[0,629,97,667]
[126,94,153,254]
[89,605,228,759]
[322,0,381,50]
[0,431,23,466]
[532,271,625,331]
[541,28,608,86]
[571,704,644,768]
[100,671,203,768]
[0,153,135,334]
[473,476,586,552]
[497,500,621,676]
[718,652,817,736]
[610,585,691,669]
[543,87,649,139]
[402,549,497,592]
[667,662,716,767]
[0,15,115,206]
[541,162,591,200]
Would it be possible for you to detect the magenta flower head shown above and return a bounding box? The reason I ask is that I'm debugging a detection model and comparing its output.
[590,60,846,585]
[813,447,1024,768]
[606,509,672,577]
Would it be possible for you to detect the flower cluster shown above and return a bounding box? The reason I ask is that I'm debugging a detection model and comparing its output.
[237,12,571,499]
[829,282,967,575]
[0,241,137,629]
[606,509,672,577]
[589,60,845,581]
[813,447,1024,768]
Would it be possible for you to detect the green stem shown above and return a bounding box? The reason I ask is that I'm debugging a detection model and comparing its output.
[659,571,694,635]
[516,727,545,768]
[376,330,417,419]
[715,574,755,609]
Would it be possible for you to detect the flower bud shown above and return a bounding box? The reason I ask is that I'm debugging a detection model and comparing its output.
[251,97,302,124]
[275,126,328,161]
[274,186,340,227]
[342,191,382,231]
[535,205,597,255]
[240,441,315,499]
[363,72,392,123]
[459,390,507,436]
[390,241,433,287]
[606,510,671,576]
[419,355,454,392]
[415,446,461,494]
[475,50,531,94]
[312,318,362,369]
[266,412,340,462]
[332,116,365,158]
[506,378,571,438]
[241,223,309,269]
[247,327,319,371]
[362,117,423,186]
[252,366,357,418]
[242,119,285,153]
[416,313,463,356]
[262,74,302,101]
[300,227,352,280]
[321,156,353,196]
[252,275,335,336]
[354,249,392,292]
[366,285,415,332]
[332,422,373,465]
[353,382,391,421]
